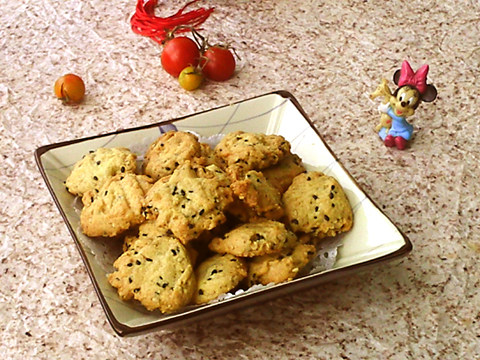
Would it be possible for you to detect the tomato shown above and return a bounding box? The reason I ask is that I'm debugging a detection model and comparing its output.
[161,37,200,77]
[200,46,235,81]
[54,74,85,104]
[178,66,203,91]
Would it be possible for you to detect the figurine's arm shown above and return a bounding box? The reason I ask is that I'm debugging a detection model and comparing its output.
[370,78,392,103]
[378,102,390,113]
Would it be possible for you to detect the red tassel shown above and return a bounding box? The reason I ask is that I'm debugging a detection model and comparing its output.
[131,0,214,44]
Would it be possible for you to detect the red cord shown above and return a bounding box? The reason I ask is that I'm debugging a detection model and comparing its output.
[131,0,214,44]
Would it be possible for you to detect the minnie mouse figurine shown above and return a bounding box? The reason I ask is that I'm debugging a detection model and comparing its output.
[371,60,437,150]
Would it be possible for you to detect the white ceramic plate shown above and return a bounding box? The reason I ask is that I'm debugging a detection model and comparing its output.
[35,91,412,336]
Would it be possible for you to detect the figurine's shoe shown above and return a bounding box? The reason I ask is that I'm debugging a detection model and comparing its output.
[384,135,395,147]
[395,136,407,150]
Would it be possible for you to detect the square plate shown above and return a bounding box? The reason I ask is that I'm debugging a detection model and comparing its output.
[35,90,412,336]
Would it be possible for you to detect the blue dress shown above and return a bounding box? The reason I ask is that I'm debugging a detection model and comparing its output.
[378,107,414,141]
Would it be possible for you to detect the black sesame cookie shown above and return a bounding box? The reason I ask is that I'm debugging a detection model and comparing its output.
[80,173,154,238]
[65,147,137,196]
[282,172,353,238]
[199,142,223,168]
[214,131,291,180]
[261,152,306,193]
[142,131,208,181]
[108,235,196,313]
[193,253,247,305]
[124,221,201,270]
[225,197,261,223]
[122,220,172,252]
[246,243,317,286]
[208,219,297,257]
[145,161,234,244]
[230,170,284,220]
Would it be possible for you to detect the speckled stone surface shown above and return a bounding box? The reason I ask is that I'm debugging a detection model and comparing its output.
[1,0,479,358]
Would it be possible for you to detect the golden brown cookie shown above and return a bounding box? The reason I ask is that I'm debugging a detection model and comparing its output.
[209,219,297,257]
[122,220,172,252]
[108,235,195,313]
[246,243,317,286]
[143,131,206,181]
[282,172,353,238]
[193,253,247,305]
[199,142,222,167]
[65,147,137,196]
[80,173,154,237]
[225,198,261,223]
[230,170,284,220]
[261,152,306,193]
[145,161,234,244]
[214,131,291,180]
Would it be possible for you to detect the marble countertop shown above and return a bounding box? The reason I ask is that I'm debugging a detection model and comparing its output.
[1,0,479,358]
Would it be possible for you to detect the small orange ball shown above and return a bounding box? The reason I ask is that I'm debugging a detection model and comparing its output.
[54,74,85,104]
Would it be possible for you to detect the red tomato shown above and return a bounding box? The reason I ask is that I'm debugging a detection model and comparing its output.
[161,37,200,78]
[54,74,85,104]
[201,46,236,81]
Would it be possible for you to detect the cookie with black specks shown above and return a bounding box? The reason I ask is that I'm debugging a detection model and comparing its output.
[193,253,247,305]
[143,131,208,181]
[282,172,353,238]
[80,173,154,237]
[209,219,297,257]
[124,220,200,265]
[230,170,284,220]
[145,161,233,244]
[225,197,261,223]
[261,152,306,193]
[108,235,195,313]
[122,220,172,252]
[214,131,291,180]
[65,147,137,196]
[246,243,317,286]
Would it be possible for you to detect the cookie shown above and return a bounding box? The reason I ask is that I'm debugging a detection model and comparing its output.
[108,235,195,313]
[80,173,154,237]
[230,170,284,220]
[145,161,234,244]
[122,220,172,252]
[193,253,247,305]
[261,152,306,193]
[225,197,261,223]
[282,172,353,238]
[209,219,297,257]
[246,243,317,286]
[65,147,137,196]
[143,131,207,181]
[214,131,291,180]
[199,142,222,167]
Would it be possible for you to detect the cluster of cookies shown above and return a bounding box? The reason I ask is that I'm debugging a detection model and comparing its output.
[65,130,353,313]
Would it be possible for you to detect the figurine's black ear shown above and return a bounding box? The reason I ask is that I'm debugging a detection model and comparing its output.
[422,84,437,102]
[393,69,401,85]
